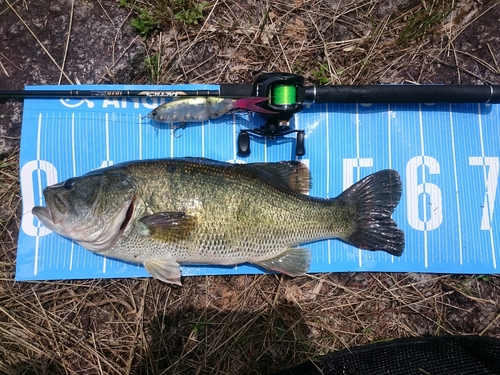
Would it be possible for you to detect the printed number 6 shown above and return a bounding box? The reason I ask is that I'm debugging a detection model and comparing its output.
[406,156,443,231]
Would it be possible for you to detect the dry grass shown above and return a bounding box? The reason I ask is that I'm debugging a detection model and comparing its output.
[1,0,500,374]
[129,0,500,85]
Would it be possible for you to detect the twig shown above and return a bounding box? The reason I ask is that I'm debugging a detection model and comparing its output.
[59,0,75,84]
[96,0,115,25]
[0,51,22,71]
[124,281,148,375]
[436,58,496,85]
[487,43,500,73]
[0,58,9,77]
[4,0,74,84]
[0,0,19,16]
[479,311,500,336]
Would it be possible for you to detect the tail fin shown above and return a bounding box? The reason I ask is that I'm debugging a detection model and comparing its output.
[339,169,404,256]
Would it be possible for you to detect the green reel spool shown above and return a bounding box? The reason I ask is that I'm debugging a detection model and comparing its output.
[271,85,297,106]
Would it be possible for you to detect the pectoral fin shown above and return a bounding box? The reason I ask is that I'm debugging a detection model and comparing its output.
[255,247,311,277]
[140,212,197,242]
[144,259,182,286]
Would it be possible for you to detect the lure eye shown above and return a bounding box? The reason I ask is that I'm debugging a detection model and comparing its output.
[152,110,157,117]
[64,178,76,190]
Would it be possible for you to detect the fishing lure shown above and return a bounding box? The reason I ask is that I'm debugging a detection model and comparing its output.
[145,97,275,124]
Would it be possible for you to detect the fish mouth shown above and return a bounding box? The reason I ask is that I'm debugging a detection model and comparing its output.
[33,189,69,227]
[32,206,58,232]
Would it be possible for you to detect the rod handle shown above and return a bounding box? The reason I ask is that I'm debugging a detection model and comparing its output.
[305,85,500,104]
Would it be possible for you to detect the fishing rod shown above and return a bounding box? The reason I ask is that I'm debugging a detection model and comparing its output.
[251,72,500,103]
[2,72,500,156]
[2,72,499,103]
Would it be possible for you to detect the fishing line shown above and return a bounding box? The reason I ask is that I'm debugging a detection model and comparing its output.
[271,85,297,106]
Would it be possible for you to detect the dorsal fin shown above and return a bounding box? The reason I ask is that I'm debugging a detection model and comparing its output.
[174,158,312,194]
[245,161,312,194]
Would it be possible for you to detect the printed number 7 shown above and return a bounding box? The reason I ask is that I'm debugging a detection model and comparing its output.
[469,157,499,230]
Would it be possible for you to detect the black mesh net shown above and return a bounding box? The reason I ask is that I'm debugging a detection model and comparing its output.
[273,336,500,375]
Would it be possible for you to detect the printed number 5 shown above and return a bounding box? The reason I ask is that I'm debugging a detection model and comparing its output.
[406,156,443,231]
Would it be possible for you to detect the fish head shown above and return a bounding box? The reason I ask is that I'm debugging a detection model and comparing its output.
[32,170,137,252]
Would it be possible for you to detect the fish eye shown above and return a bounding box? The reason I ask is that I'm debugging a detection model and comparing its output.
[152,110,157,117]
[64,178,76,190]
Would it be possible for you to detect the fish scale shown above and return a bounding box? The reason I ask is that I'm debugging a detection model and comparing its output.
[32,158,404,285]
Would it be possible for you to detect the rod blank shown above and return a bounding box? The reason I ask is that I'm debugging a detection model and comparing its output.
[0,89,222,100]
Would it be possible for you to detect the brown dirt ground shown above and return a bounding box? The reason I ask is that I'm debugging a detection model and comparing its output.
[1,0,500,374]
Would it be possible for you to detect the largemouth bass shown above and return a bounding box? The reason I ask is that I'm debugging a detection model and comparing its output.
[32,158,404,285]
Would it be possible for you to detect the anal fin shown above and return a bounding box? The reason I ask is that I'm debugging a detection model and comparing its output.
[255,247,311,277]
[144,259,182,286]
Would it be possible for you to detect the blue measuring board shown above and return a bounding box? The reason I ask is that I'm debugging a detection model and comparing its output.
[16,84,500,281]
